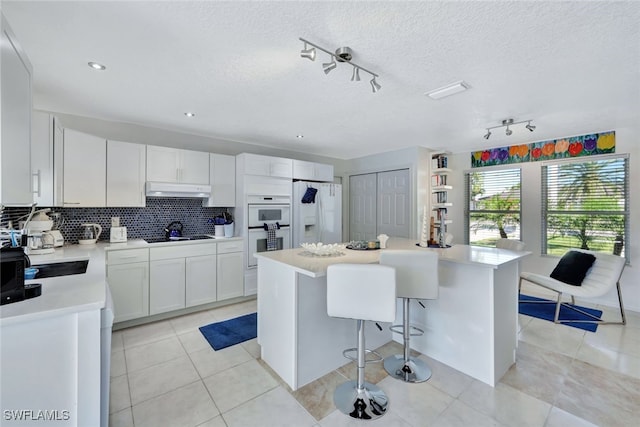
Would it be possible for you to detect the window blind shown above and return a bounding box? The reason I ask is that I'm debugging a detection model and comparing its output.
[464,168,521,246]
[542,155,629,260]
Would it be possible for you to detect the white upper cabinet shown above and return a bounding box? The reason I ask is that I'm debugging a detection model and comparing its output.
[1,15,32,205]
[61,128,106,207]
[206,153,235,207]
[31,111,56,206]
[292,160,334,182]
[146,145,209,185]
[146,145,178,182]
[180,149,210,184]
[238,153,293,178]
[107,140,146,207]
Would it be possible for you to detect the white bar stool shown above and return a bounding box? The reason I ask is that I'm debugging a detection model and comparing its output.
[327,263,396,420]
[379,250,439,383]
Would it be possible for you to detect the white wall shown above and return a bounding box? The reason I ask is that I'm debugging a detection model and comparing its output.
[449,129,639,313]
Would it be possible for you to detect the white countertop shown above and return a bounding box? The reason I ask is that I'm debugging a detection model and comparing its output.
[1,244,108,326]
[1,236,244,326]
[254,237,531,278]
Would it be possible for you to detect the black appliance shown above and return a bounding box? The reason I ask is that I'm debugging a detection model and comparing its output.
[144,235,213,244]
[164,221,183,239]
[1,247,30,305]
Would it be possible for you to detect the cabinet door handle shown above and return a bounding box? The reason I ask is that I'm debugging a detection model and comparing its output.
[32,170,41,197]
[64,202,80,205]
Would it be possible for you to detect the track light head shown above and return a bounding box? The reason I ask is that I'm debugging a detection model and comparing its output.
[484,129,491,140]
[351,67,361,82]
[526,121,536,132]
[505,126,513,136]
[322,60,337,74]
[370,78,381,93]
[300,43,316,61]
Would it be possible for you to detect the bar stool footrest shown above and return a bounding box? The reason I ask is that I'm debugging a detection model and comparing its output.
[342,348,384,364]
[389,324,424,337]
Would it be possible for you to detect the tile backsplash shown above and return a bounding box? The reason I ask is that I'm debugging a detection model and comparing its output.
[1,198,231,244]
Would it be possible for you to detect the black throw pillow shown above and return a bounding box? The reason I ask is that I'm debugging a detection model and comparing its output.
[550,250,596,286]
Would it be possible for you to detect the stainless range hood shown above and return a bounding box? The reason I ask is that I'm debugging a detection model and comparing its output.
[145,182,211,198]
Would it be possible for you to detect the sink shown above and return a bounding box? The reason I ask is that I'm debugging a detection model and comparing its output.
[31,260,89,279]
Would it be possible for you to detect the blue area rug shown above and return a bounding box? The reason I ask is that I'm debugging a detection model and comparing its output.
[519,294,602,333]
[199,312,257,350]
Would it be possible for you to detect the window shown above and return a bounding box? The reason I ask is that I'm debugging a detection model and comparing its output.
[465,168,521,246]
[542,155,629,260]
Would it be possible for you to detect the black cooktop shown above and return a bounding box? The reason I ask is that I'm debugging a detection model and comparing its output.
[144,235,213,244]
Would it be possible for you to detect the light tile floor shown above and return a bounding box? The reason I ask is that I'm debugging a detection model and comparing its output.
[109,290,640,427]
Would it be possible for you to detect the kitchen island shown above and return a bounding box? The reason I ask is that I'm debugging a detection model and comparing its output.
[255,238,530,390]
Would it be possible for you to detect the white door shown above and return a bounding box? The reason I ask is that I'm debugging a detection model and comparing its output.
[62,129,106,206]
[107,140,146,206]
[377,169,411,238]
[349,173,377,241]
[107,262,149,322]
[149,258,185,314]
[185,254,217,307]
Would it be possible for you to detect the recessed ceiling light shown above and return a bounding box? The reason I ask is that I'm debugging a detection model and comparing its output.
[296,135,304,139]
[184,112,195,117]
[425,81,469,100]
[88,62,106,70]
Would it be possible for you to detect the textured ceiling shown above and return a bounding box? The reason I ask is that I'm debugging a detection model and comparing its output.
[3,1,639,159]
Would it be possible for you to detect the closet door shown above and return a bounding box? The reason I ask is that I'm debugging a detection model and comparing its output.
[377,169,410,238]
[349,173,378,241]
[349,169,410,241]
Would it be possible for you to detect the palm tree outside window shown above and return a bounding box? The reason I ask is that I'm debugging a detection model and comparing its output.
[542,155,629,261]
[464,168,521,247]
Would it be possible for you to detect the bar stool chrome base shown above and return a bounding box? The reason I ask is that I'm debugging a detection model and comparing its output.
[383,354,432,383]
[334,380,389,420]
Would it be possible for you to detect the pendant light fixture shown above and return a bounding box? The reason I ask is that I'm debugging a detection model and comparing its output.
[483,118,535,140]
[299,37,381,93]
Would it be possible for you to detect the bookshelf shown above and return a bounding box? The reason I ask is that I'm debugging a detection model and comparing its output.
[431,152,452,247]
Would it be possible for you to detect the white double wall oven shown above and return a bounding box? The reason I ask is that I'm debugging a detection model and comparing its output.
[246,195,291,268]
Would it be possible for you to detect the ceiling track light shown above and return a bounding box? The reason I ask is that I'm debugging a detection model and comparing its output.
[482,118,535,140]
[299,37,381,93]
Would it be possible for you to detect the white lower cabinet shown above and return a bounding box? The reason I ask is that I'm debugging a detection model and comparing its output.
[149,243,217,315]
[217,240,244,300]
[106,248,149,322]
[186,254,217,307]
[150,257,186,315]
[109,241,243,322]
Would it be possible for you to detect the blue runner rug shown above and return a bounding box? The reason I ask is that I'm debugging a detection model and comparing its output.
[199,312,257,350]
[519,294,602,333]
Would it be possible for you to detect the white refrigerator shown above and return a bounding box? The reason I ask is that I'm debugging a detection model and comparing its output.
[292,181,342,247]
